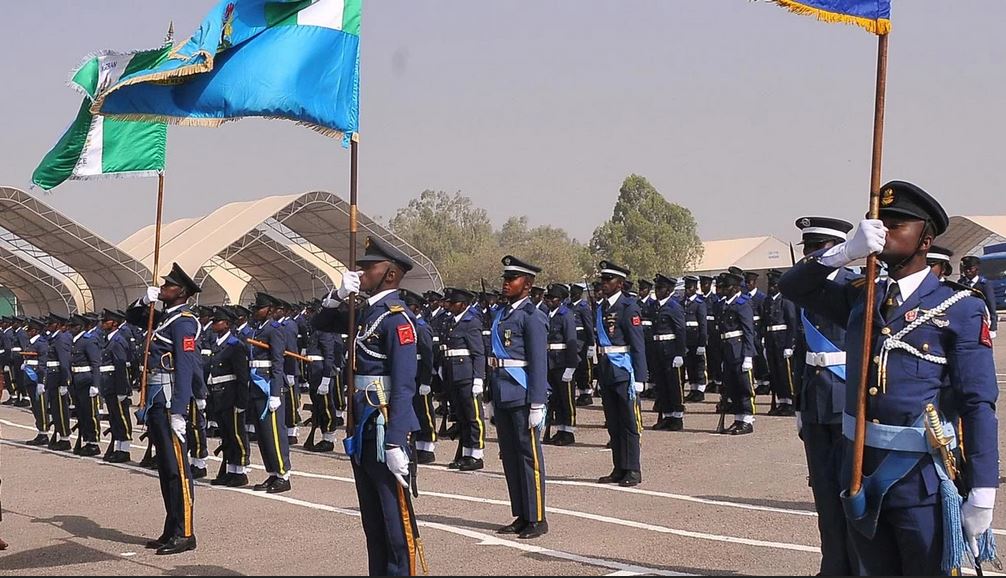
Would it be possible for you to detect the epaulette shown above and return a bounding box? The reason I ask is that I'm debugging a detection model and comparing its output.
[388,304,405,314]
[942,279,983,298]
[558,304,569,316]
[180,311,197,318]
[850,278,868,289]
[270,321,281,328]
[226,336,241,346]
[736,295,749,305]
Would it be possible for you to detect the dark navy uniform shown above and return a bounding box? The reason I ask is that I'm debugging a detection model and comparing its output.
[44,323,73,443]
[717,275,757,433]
[569,289,596,406]
[489,260,549,534]
[960,257,998,333]
[100,317,133,460]
[0,321,15,402]
[442,292,487,468]
[702,280,724,389]
[681,278,709,398]
[761,273,799,413]
[278,312,302,441]
[70,321,103,451]
[595,261,649,484]
[23,325,50,438]
[543,285,579,445]
[742,279,770,389]
[306,325,343,450]
[206,322,251,484]
[249,310,291,482]
[409,300,437,461]
[650,280,687,430]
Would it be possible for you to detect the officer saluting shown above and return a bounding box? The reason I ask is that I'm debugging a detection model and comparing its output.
[126,262,202,555]
[489,256,549,539]
[314,237,424,576]
[595,261,648,487]
[781,182,998,575]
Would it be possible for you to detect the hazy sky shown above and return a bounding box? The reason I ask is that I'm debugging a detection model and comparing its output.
[2,1,1004,248]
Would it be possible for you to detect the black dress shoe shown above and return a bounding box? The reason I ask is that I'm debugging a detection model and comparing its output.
[253,476,279,491]
[553,432,575,446]
[754,385,771,396]
[0,397,14,405]
[459,457,484,471]
[766,405,780,416]
[775,404,796,417]
[518,520,549,539]
[598,469,625,484]
[309,440,335,453]
[731,422,754,435]
[13,398,31,407]
[156,535,197,555]
[190,466,207,480]
[139,454,156,468]
[668,417,684,431]
[210,474,232,486]
[619,470,642,487]
[50,440,71,451]
[287,436,298,445]
[266,477,291,494]
[447,459,462,470]
[541,433,553,445]
[25,433,48,446]
[574,393,593,407]
[416,450,436,465]
[79,443,101,457]
[496,517,527,535]
[145,534,171,549]
[333,416,345,428]
[720,421,741,435]
[226,473,249,488]
[106,451,130,463]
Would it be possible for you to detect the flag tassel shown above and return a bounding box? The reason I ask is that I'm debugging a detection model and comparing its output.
[771,0,891,35]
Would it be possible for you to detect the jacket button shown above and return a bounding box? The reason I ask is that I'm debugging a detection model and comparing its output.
[880,327,891,335]
[922,343,930,353]
[872,419,880,424]
[873,356,881,364]
[868,387,878,396]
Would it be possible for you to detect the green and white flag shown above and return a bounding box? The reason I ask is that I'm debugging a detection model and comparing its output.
[32,47,169,190]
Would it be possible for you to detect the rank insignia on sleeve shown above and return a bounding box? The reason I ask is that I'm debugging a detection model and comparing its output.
[980,317,993,348]
[631,316,641,326]
[183,336,196,352]
[397,324,415,345]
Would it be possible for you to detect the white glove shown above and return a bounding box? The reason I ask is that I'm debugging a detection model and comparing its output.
[117,395,128,403]
[962,499,994,556]
[318,377,331,396]
[587,345,597,360]
[783,349,794,359]
[672,356,684,368]
[741,357,753,372]
[285,375,295,387]
[990,331,997,340]
[321,291,340,309]
[696,346,706,356]
[169,414,187,439]
[819,219,887,267]
[36,383,45,396]
[528,404,546,430]
[268,396,281,412]
[561,368,575,382]
[385,446,410,488]
[418,383,431,396]
[88,386,99,398]
[471,378,484,397]
[58,386,68,396]
[633,382,644,393]
[337,271,361,300]
[195,398,206,411]
[142,286,160,305]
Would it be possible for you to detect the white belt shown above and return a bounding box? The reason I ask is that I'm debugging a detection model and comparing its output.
[805,351,846,367]
[354,374,387,392]
[600,345,630,354]
[200,349,212,356]
[24,360,39,366]
[640,320,653,326]
[249,360,272,368]
[481,331,491,336]
[432,337,441,343]
[753,316,761,321]
[99,365,115,373]
[488,357,528,368]
[575,326,584,331]
[445,348,471,357]
[208,374,237,385]
[71,366,94,373]
[767,324,788,332]
[686,321,699,327]
[721,330,743,339]
[653,334,676,341]
[306,355,324,362]
[0,349,6,354]
[706,316,716,321]
[46,361,61,368]
[11,347,22,352]
[547,343,567,350]
[416,354,422,361]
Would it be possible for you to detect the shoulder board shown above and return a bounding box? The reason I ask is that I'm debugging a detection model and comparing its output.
[270,321,281,328]
[694,296,704,303]
[736,295,749,305]
[850,278,868,289]
[558,304,569,316]
[388,304,405,313]
[227,336,241,346]
[179,311,197,318]
[941,279,983,297]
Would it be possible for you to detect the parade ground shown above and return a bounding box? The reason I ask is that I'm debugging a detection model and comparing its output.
[1,338,1005,576]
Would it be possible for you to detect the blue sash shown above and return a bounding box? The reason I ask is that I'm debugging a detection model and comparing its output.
[250,369,271,419]
[801,311,846,381]
[23,365,37,383]
[491,307,527,389]
[596,305,636,396]
[343,403,378,464]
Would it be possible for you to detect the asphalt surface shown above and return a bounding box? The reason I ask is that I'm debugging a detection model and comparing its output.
[2,343,1006,576]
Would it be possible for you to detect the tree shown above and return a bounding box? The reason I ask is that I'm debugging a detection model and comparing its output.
[495,217,591,285]
[590,174,704,279]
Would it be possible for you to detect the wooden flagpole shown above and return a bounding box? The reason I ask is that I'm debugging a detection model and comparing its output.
[345,134,359,435]
[137,172,165,419]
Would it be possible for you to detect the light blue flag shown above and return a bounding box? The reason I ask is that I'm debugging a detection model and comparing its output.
[93,0,361,144]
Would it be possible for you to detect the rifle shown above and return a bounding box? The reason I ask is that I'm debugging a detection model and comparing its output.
[246,338,311,362]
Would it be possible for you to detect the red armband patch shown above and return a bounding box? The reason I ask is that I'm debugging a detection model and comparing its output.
[631,316,641,326]
[183,336,197,352]
[980,317,993,348]
[397,324,416,345]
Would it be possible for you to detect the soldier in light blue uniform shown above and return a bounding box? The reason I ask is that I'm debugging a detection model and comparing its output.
[543,283,580,446]
[126,262,202,555]
[99,309,133,463]
[22,318,50,446]
[314,237,425,575]
[959,255,998,336]
[780,182,999,575]
[595,261,648,487]
[44,314,72,451]
[489,255,549,539]
[790,216,856,576]
[247,292,292,494]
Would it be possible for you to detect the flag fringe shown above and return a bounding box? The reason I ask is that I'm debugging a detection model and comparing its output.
[89,52,214,116]
[70,170,164,182]
[99,112,351,142]
[770,0,891,34]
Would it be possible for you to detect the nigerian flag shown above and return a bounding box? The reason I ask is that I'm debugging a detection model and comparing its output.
[32,47,168,191]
